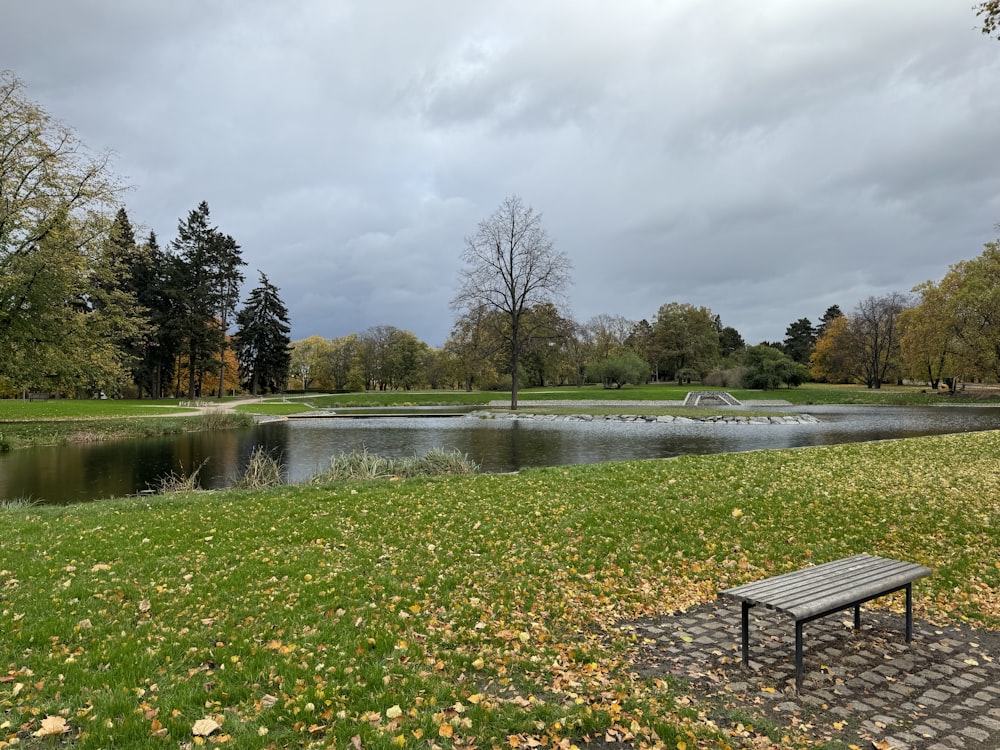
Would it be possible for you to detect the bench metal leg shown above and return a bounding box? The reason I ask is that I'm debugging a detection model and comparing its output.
[795,621,804,691]
[854,604,861,630]
[905,584,913,643]
[741,602,751,667]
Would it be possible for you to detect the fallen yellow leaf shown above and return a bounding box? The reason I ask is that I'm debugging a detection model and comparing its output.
[34,715,69,738]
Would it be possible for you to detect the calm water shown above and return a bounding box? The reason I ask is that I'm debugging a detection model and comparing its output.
[2,405,998,504]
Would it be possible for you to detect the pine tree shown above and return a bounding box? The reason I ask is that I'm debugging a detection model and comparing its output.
[171,202,245,398]
[235,272,292,395]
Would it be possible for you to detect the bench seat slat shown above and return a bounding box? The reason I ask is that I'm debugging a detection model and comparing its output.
[737,559,919,610]
[720,554,930,619]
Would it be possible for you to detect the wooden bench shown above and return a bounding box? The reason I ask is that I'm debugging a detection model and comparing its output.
[718,554,931,690]
[27,392,49,402]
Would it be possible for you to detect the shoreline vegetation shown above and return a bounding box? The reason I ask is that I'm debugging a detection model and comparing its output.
[0,428,997,748]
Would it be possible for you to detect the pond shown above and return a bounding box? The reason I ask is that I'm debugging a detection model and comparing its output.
[2,404,999,504]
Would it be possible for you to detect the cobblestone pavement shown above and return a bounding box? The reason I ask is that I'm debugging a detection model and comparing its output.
[623,601,1000,749]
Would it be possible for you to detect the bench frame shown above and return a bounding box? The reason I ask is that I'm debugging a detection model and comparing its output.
[719,554,931,690]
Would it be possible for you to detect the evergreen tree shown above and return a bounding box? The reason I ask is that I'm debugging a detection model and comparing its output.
[816,305,844,339]
[783,317,816,363]
[171,202,245,398]
[235,272,291,394]
[135,231,184,398]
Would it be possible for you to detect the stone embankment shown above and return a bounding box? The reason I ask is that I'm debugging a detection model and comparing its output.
[473,412,819,424]
[479,400,819,425]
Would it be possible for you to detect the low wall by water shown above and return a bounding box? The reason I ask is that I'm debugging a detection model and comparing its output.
[471,411,820,425]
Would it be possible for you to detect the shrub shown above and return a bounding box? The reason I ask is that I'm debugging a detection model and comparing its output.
[703,367,747,388]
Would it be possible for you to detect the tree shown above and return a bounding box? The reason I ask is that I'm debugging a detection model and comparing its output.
[899,280,955,389]
[809,315,856,383]
[212,232,246,397]
[718,325,746,359]
[934,241,1000,381]
[445,305,505,391]
[234,272,291,395]
[452,195,571,409]
[741,345,807,390]
[625,319,659,379]
[852,293,909,388]
[782,318,816,364]
[583,314,635,360]
[383,329,428,390]
[517,302,575,387]
[289,336,336,390]
[329,334,362,391]
[134,231,184,398]
[652,302,721,382]
[0,71,120,265]
[0,71,124,391]
[357,325,396,391]
[976,1,1000,39]
[171,202,245,398]
[585,350,649,389]
[816,305,844,339]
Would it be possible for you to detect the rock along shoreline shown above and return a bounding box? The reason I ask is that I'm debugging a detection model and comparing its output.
[478,400,820,425]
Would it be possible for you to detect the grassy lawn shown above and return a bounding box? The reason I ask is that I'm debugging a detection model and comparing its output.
[0,413,252,451]
[0,399,194,421]
[1,432,997,749]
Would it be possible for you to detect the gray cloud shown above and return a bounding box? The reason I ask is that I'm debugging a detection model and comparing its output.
[4,0,999,348]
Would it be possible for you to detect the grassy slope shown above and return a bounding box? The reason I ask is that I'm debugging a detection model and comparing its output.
[1,431,998,749]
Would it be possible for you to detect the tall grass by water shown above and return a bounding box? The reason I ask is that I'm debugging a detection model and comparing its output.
[0,431,997,748]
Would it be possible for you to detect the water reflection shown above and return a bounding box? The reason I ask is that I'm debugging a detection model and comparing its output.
[2,405,998,504]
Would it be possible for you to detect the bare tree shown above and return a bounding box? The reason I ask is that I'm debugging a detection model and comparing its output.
[452,195,571,409]
[851,292,910,389]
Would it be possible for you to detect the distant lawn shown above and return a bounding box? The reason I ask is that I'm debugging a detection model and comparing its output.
[1,431,997,748]
[285,383,971,409]
[0,413,253,450]
[232,402,312,415]
[0,398,193,420]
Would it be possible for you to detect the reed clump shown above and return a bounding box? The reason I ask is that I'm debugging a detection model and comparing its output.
[312,447,479,483]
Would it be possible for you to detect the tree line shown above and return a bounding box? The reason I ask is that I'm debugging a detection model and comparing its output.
[0,72,291,398]
[291,194,1000,400]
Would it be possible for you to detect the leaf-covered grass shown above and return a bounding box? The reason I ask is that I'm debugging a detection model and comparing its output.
[1,431,998,748]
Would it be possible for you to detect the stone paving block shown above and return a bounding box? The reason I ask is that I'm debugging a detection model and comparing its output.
[959,725,989,742]
[974,715,1000,731]
[921,689,951,703]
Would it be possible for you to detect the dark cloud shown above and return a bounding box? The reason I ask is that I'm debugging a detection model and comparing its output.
[4,0,999,348]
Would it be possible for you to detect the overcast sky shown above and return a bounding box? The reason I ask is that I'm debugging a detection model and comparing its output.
[4,1,999,347]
